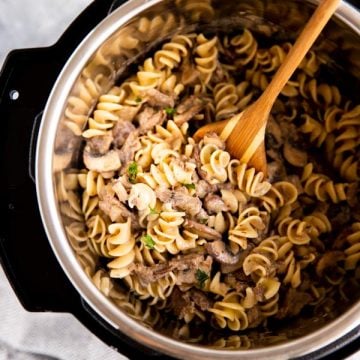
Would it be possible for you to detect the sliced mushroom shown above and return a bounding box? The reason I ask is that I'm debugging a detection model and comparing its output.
[205,240,240,265]
[266,116,283,149]
[267,160,286,182]
[137,107,166,134]
[183,219,222,241]
[53,151,73,172]
[173,95,204,125]
[117,131,141,172]
[283,141,308,167]
[112,120,136,148]
[83,147,121,172]
[128,183,156,211]
[87,134,113,155]
[155,188,202,217]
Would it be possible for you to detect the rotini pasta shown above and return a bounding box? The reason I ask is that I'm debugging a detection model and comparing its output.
[64,26,360,339]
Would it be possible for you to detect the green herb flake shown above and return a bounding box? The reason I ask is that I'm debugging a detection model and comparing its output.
[128,162,138,183]
[149,206,159,215]
[195,269,209,288]
[141,234,155,249]
[135,96,142,103]
[199,218,208,224]
[165,107,176,117]
[183,183,196,190]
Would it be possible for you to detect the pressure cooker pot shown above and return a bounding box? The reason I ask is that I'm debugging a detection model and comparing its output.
[0,0,359,359]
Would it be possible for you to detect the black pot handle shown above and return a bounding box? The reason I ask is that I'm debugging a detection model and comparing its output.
[0,0,129,314]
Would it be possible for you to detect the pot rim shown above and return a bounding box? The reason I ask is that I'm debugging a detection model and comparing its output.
[36,0,360,358]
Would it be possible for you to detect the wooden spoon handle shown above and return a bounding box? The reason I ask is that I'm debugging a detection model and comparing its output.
[260,0,340,110]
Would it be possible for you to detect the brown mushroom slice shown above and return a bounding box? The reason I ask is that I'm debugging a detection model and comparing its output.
[83,147,121,172]
[316,250,345,277]
[183,220,222,241]
[53,151,73,172]
[86,134,113,155]
[173,95,204,125]
[283,141,308,167]
[266,116,283,149]
[205,240,240,265]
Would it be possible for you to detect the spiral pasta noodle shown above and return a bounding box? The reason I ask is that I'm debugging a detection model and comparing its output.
[63,25,360,339]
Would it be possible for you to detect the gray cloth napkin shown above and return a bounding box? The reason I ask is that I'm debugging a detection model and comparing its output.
[0,267,126,360]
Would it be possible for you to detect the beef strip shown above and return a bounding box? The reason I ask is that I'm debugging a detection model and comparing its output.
[112,120,136,148]
[131,262,173,287]
[87,134,113,155]
[247,306,264,328]
[183,219,222,241]
[223,273,248,293]
[130,253,212,287]
[205,240,240,265]
[188,288,214,311]
[195,180,218,199]
[155,188,202,217]
[137,107,166,134]
[173,95,204,125]
[176,254,213,286]
[98,185,141,229]
[117,130,141,172]
[141,88,175,108]
[168,287,213,321]
[204,194,228,214]
[276,288,312,319]
[169,287,195,319]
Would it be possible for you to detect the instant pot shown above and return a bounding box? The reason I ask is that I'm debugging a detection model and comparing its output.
[0,0,359,359]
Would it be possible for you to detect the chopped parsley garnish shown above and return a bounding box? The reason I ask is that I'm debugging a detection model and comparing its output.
[149,206,160,215]
[128,162,138,183]
[195,269,209,288]
[199,218,208,224]
[141,234,155,249]
[183,183,196,190]
[135,96,142,103]
[165,107,176,118]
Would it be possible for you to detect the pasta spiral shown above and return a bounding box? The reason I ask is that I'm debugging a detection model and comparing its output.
[301,163,348,203]
[209,292,249,331]
[195,34,218,85]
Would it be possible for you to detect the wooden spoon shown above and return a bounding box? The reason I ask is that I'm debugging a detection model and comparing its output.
[194,0,340,174]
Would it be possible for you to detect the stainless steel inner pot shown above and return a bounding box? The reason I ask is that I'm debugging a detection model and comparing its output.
[36,0,360,358]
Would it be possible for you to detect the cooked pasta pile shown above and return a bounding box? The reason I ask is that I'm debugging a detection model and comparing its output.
[61,28,360,340]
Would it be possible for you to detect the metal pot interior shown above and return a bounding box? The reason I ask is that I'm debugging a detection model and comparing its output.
[38,0,360,357]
